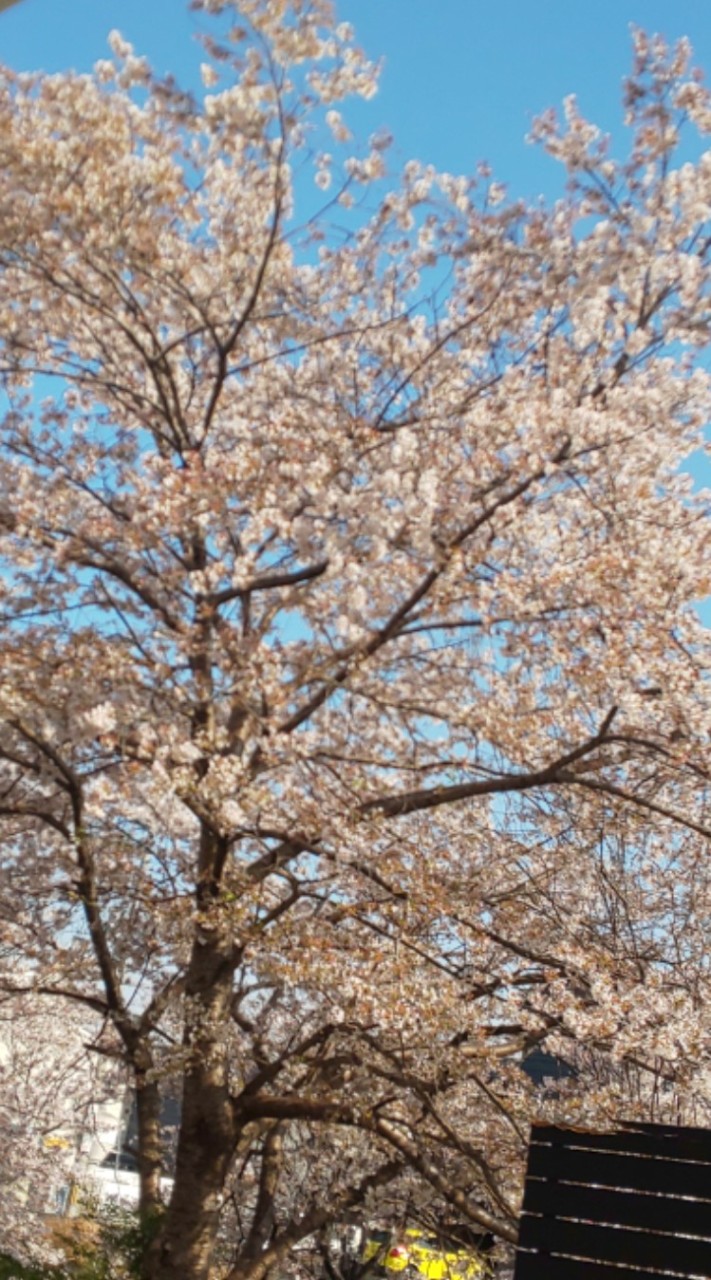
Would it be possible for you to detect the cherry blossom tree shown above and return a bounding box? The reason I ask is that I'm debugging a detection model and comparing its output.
[1,4,711,1277]
[0,992,115,1266]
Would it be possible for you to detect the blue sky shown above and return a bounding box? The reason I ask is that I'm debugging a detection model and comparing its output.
[3,0,711,202]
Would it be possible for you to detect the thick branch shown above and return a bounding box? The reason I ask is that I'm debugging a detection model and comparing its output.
[210,559,329,607]
[223,1158,405,1280]
[361,707,618,817]
[234,1094,517,1243]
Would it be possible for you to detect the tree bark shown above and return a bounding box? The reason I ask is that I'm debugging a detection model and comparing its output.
[134,1063,164,1220]
[147,929,236,1279]
[147,826,237,1280]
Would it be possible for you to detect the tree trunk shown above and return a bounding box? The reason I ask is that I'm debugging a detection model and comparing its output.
[146,912,236,1280]
[134,1064,164,1220]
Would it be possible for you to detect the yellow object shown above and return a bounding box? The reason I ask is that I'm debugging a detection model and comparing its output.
[362,1227,487,1279]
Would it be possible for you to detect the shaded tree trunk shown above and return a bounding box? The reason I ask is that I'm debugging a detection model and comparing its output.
[134,1063,164,1221]
[147,907,237,1280]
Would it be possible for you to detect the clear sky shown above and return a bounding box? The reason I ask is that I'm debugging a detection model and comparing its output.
[2,0,711,202]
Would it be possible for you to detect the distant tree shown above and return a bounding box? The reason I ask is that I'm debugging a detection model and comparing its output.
[0,6,711,1278]
[0,995,112,1264]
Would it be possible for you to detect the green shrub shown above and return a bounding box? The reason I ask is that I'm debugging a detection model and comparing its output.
[1,1202,163,1280]
[0,1253,68,1279]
